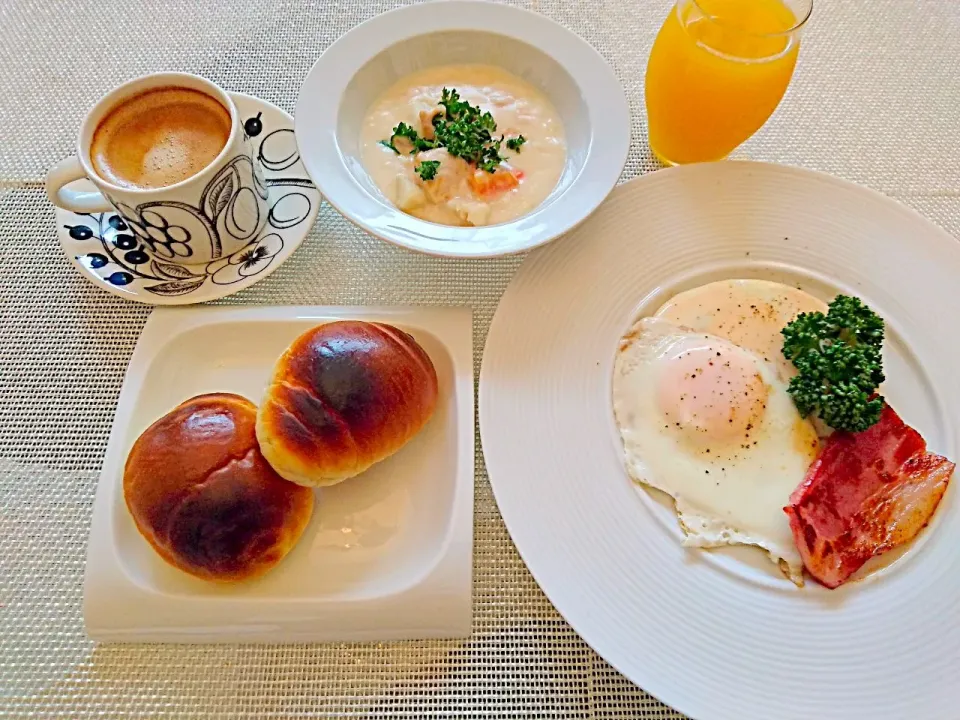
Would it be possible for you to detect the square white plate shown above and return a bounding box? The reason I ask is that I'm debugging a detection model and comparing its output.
[84,305,474,643]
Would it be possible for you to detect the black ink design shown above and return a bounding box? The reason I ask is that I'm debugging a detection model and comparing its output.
[143,278,207,296]
[113,233,137,250]
[87,253,108,269]
[258,129,301,172]
[67,224,93,240]
[268,192,311,229]
[244,112,263,137]
[106,271,134,286]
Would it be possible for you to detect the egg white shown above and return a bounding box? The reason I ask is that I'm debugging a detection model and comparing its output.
[655,279,828,384]
[613,318,820,585]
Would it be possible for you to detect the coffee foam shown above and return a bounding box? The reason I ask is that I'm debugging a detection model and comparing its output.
[90,87,232,190]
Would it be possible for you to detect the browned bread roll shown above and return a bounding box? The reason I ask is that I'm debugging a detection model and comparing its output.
[256,321,438,487]
[123,393,314,582]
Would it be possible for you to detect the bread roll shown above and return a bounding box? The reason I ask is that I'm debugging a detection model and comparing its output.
[256,321,438,487]
[123,393,314,582]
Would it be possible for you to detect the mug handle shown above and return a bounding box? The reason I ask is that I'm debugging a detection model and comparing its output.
[46,156,113,213]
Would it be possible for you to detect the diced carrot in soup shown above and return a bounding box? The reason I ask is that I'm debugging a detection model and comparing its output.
[469,168,520,199]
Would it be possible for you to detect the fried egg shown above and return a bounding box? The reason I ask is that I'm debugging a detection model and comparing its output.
[613,317,821,584]
[655,279,828,384]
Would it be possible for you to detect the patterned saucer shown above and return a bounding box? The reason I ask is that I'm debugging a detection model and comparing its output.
[57,92,320,305]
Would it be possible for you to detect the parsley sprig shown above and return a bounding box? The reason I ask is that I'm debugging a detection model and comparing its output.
[506,135,526,152]
[434,88,503,172]
[415,160,440,181]
[380,88,526,176]
[781,295,886,432]
[380,122,437,154]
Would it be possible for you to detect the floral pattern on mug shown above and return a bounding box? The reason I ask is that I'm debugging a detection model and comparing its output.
[114,201,201,259]
[209,233,283,285]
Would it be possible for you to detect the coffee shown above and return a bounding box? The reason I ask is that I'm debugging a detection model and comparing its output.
[90,87,231,190]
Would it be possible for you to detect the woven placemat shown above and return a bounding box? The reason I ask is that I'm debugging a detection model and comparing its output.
[1,0,959,716]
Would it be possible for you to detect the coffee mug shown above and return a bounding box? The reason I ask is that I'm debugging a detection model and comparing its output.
[46,72,268,265]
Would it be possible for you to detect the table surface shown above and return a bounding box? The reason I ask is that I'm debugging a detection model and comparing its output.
[1,0,958,717]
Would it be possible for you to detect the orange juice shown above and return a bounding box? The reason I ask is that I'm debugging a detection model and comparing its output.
[645,0,805,165]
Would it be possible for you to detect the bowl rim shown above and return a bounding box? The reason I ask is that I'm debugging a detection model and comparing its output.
[294,0,630,258]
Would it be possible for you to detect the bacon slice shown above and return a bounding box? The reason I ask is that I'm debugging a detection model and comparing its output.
[784,405,953,588]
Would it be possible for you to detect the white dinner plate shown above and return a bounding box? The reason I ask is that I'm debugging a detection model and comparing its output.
[479,161,960,720]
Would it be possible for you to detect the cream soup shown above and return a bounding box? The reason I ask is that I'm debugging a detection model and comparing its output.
[360,64,566,227]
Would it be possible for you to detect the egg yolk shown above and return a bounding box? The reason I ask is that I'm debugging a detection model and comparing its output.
[657,342,768,442]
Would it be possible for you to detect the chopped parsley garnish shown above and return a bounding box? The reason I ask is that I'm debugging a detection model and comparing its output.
[381,88,514,176]
[506,135,526,152]
[415,160,440,181]
[382,121,437,154]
